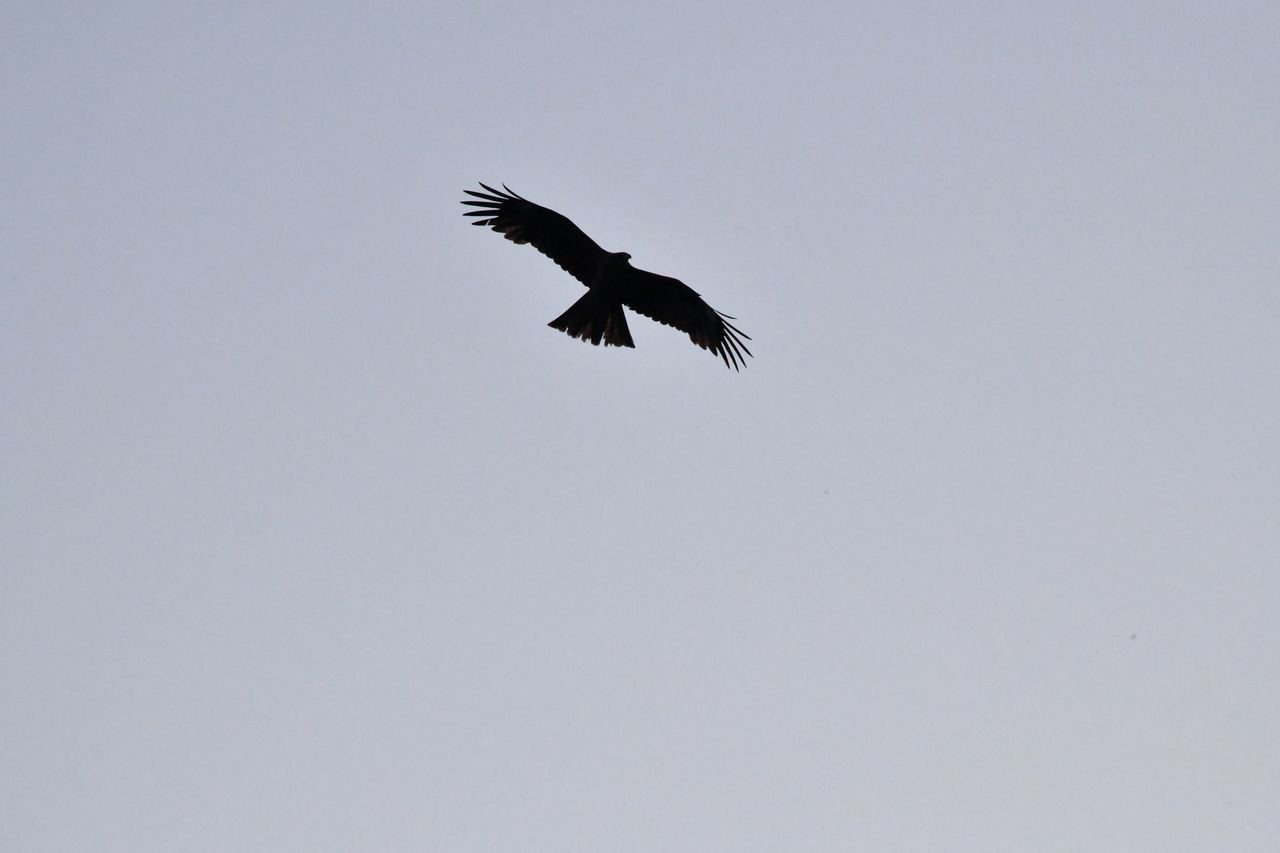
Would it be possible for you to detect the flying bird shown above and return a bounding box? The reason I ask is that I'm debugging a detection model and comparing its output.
[462,183,752,370]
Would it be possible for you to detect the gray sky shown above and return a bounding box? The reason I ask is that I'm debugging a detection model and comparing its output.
[3,2,1278,850]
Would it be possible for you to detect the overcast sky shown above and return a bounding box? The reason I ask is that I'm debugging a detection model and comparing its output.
[3,2,1278,851]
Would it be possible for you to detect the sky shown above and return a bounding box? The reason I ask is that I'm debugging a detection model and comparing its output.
[3,1,1278,850]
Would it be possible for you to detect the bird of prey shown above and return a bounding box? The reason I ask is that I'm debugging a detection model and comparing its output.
[462,183,752,370]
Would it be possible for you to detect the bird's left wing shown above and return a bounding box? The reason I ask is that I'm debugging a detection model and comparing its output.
[619,267,752,370]
[462,184,606,286]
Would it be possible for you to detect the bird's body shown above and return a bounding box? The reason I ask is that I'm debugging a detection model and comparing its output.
[462,183,751,370]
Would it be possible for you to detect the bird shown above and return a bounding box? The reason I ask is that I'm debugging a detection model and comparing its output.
[462,183,752,370]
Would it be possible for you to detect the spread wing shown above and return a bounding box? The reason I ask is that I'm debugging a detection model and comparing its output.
[618,267,753,371]
[462,183,605,286]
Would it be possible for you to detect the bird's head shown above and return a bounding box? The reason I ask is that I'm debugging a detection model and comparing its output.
[602,251,632,272]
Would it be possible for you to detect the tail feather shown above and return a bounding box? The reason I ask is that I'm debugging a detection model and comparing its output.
[548,291,635,348]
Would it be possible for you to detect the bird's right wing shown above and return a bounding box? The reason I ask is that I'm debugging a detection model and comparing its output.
[462,184,605,286]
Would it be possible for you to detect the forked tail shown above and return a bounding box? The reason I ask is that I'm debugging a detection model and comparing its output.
[548,291,635,348]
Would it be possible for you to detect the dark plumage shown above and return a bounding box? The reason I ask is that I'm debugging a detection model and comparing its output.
[462,183,752,370]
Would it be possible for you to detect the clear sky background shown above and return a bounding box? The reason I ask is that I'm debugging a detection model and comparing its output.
[3,2,1278,850]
